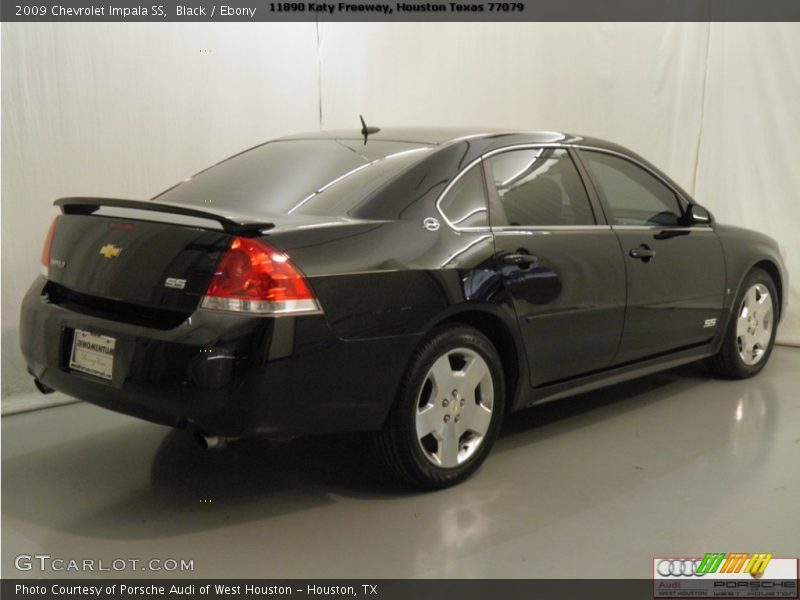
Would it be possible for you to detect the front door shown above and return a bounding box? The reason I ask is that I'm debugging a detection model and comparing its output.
[578,149,726,364]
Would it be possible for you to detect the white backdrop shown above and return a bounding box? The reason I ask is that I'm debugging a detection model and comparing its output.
[694,23,800,348]
[1,23,322,395]
[2,22,798,399]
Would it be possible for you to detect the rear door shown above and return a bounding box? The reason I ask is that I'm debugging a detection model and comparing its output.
[577,149,725,364]
[484,147,626,386]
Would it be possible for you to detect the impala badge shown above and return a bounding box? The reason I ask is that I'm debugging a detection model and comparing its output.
[99,244,122,259]
[423,217,440,232]
[703,318,717,328]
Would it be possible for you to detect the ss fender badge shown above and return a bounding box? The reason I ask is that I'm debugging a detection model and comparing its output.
[165,277,187,290]
[703,318,717,328]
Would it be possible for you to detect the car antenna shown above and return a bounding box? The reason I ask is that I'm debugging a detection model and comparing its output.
[360,115,380,145]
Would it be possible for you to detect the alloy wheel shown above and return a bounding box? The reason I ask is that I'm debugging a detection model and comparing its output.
[414,348,494,468]
[736,283,774,366]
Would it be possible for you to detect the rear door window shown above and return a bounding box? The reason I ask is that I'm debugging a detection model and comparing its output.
[485,148,595,227]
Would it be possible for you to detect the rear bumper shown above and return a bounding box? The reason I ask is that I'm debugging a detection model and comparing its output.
[20,277,418,437]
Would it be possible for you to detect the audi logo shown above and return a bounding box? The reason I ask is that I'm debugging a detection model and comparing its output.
[657,559,705,577]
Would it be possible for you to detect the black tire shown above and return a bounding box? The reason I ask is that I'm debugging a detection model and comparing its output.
[372,325,506,489]
[706,268,779,379]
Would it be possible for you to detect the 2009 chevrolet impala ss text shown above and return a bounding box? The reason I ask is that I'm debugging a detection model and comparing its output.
[20,127,787,488]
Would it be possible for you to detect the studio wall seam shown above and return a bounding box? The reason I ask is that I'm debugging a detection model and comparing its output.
[690,22,713,197]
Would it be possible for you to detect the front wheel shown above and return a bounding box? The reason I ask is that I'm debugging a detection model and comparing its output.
[372,325,506,489]
[706,268,778,379]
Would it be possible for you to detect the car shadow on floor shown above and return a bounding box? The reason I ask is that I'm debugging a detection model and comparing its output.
[0,360,771,541]
[497,361,710,447]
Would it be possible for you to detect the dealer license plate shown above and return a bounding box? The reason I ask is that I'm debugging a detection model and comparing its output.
[69,329,116,380]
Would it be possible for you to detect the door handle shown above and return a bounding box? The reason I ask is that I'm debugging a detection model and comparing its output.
[503,253,537,267]
[628,246,656,261]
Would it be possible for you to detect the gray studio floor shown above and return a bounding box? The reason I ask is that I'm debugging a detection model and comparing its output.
[2,347,798,579]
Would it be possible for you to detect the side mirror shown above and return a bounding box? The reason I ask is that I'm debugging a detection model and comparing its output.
[684,203,713,226]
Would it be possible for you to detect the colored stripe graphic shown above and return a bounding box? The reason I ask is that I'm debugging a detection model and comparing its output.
[720,553,749,573]
[696,553,773,574]
[744,554,773,574]
[698,553,726,574]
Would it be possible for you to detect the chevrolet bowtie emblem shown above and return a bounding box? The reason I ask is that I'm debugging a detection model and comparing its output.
[99,244,122,259]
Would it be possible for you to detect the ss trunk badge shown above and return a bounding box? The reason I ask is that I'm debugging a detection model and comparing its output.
[99,244,122,259]
[165,277,187,289]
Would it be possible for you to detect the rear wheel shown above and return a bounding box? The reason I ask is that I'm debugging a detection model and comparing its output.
[706,268,778,379]
[372,325,505,489]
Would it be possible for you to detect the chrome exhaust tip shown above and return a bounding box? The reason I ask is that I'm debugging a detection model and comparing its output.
[193,430,234,450]
[199,434,223,450]
[187,422,237,450]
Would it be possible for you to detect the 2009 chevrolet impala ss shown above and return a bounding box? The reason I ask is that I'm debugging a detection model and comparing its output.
[20,128,787,488]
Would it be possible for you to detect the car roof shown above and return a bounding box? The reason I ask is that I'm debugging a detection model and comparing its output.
[155,126,692,222]
[278,127,507,145]
[277,127,622,150]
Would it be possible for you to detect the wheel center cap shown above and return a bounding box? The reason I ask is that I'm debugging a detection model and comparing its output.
[449,391,462,415]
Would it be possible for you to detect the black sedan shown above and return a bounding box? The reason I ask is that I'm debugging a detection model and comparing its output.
[20,128,787,488]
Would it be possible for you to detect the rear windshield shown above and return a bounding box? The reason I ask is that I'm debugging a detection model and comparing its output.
[154,139,431,217]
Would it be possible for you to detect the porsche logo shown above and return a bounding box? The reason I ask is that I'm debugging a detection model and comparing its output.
[99,244,122,259]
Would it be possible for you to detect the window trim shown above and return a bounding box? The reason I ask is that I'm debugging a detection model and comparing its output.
[434,157,487,232]
[435,159,491,230]
[434,143,700,233]
[610,225,714,232]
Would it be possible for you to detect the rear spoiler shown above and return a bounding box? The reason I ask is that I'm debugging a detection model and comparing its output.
[54,197,274,236]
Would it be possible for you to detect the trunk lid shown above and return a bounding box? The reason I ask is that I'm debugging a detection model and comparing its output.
[47,213,232,314]
[45,198,358,317]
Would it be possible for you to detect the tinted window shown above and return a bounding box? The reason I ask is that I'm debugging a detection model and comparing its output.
[486,148,594,227]
[295,148,432,216]
[581,151,683,226]
[439,164,488,228]
[154,140,429,217]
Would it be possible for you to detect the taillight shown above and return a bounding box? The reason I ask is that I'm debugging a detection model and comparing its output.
[40,216,60,277]
[201,237,321,315]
